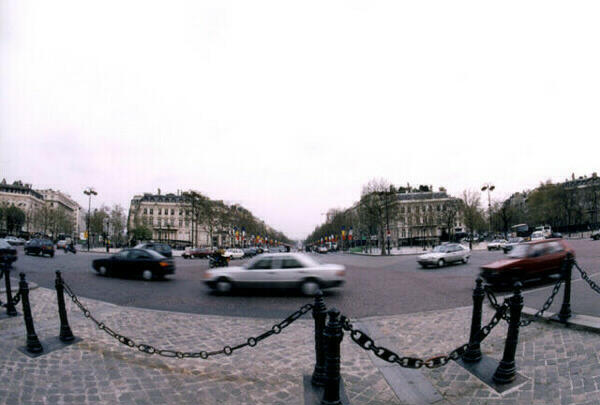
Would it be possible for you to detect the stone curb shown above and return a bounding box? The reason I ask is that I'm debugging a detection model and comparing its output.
[0,277,38,294]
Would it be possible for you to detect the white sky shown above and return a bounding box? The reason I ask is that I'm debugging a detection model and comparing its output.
[1,1,600,240]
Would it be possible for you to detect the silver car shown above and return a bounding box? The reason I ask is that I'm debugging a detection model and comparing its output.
[417,244,470,268]
[204,252,345,295]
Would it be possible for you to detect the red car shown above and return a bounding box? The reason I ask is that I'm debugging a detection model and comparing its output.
[480,239,574,286]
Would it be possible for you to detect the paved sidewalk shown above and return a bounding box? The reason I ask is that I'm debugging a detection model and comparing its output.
[0,286,599,404]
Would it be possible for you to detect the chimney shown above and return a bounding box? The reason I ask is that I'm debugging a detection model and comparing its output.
[593,172,598,178]
[157,188,161,195]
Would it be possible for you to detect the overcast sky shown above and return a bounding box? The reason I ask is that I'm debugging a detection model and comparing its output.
[2,1,599,240]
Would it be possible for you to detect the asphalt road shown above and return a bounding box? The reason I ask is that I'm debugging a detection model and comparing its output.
[6,239,600,319]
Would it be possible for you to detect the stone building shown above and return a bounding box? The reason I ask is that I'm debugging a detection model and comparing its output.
[37,189,84,236]
[0,179,45,234]
[128,190,220,247]
[392,189,464,246]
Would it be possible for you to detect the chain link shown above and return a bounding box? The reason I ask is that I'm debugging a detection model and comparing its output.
[340,302,508,370]
[61,279,313,359]
[484,278,563,327]
[574,260,600,295]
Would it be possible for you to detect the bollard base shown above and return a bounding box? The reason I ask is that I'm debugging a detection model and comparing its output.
[455,354,528,394]
[303,375,350,405]
[0,310,20,320]
[18,336,82,358]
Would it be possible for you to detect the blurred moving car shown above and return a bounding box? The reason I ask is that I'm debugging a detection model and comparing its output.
[24,238,55,257]
[4,236,25,246]
[487,239,507,251]
[591,230,600,240]
[182,247,212,259]
[92,248,175,280]
[480,239,574,286]
[134,242,172,258]
[317,246,328,254]
[224,248,244,259]
[0,239,18,264]
[56,240,68,250]
[243,247,258,257]
[204,252,345,295]
[502,237,524,254]
[417,244,470,268]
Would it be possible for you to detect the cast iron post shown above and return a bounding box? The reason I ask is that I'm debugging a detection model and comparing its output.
[55,271,75,342]
[311,291,328,386]
[493,282,523,384]
[3,262,17,316]
[463,277,484,362]
[321,308,343,405]
[20,273,43,354]
[557,256,573,322]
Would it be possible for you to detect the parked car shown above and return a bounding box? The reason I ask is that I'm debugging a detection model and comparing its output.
[0,239,18,264]
[204,252,345,295]
[417,244,470,268]
[480,239,574,286]
[487,239,507,251]
[4,236,25,246]
[24,238,55,257]
[92,248,175,280]
[134,242,172,258]
[502,237,524,254]
[224,248,244,259]
[182,247,212,259]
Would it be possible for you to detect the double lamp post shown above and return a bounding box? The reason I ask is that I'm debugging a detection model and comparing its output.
[83,187,97,252]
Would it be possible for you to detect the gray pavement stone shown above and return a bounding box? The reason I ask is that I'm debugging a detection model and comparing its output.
[0,287,599,404]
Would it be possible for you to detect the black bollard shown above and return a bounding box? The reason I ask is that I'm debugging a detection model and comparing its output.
[463,277,485,362]
[3,263,17,316]
[19,273,43,354]
[321,308,343,405]
[311,290,328,386]
[493,282,523,384]
[557,256,573,322]
[55,271,75,342]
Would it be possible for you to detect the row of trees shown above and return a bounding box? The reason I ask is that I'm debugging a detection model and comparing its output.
[0,203,75,237]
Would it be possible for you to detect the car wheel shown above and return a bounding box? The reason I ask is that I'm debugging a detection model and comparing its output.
[462,256,469,264]
[215,278,232,293]
[98,266,109,276]
[300,279,320,296]
[437,259,445,268]
[142,270,153,281]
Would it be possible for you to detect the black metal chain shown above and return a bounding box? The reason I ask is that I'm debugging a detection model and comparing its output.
[1,290,20,308]
[484,279,562,327]
[340,303,508,370]
[61,279,313,359]
[574,260,600,295]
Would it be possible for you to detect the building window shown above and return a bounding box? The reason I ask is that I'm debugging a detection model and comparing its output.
[158,208,161,215]
[179,210,182,216]
[150,209,153,215]
[143,208,147,214]
[179,220,182,226]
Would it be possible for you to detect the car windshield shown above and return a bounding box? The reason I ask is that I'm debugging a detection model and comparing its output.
[432,246,448,253]
[508,244,529,258]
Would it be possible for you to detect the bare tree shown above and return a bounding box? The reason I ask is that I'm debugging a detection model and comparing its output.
[360,178,397,255]
[461,190,484,249]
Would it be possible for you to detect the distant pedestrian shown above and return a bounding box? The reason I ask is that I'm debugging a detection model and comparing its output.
[106,239,110,253]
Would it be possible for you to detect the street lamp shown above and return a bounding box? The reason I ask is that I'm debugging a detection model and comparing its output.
[481,183,495,236]
[83,187,97,252]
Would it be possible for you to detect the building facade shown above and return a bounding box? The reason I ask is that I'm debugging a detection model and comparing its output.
[0,179,45,234]
[128,191,216,247]
[37,189,83,236]
[392,190,464,246]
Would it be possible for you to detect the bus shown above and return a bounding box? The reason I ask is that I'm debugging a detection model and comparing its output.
[511,224,532,239]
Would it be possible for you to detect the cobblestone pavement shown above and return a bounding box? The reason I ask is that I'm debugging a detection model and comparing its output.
[0,286,599,404]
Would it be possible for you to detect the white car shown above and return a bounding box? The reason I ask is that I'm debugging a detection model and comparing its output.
[487,239,507,251]
[417,244,470,268]
[224,248,245,259]
[530,231,545,241]
[4,236,25,246]
[317,246,328,254]
[204,252,345,295]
